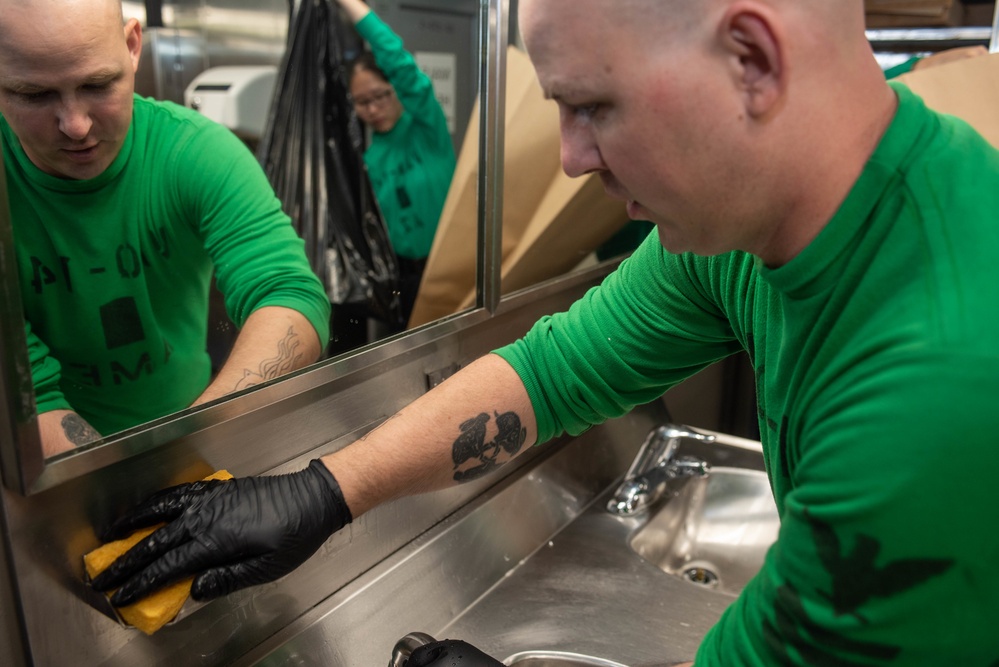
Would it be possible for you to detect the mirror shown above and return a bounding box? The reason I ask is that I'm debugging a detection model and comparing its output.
[0,0,481,468]
[408,0,649,328]
[498,0,645,299]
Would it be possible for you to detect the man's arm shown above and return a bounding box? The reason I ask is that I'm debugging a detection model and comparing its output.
[192,306,323,406]
[92,353,538,605]
[323,353,537,516]
[38,409,102,458]
[38,305,321,453]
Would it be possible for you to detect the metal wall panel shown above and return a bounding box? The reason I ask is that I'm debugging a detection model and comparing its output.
[133,0,290,102]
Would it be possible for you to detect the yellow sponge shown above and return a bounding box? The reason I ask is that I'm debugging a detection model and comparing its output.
[84,470,233,635]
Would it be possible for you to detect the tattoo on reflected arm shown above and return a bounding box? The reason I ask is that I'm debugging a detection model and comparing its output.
[234,326,304,391]
[451,411,527,483]
[61,414,101,447]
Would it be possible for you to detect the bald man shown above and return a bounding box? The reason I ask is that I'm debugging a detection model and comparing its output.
[93,0,999,663]
[0,0,331,457]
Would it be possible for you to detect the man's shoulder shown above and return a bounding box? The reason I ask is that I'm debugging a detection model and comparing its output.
[132,94,235,141]
[131,94,246,164]
[891,82,999,168]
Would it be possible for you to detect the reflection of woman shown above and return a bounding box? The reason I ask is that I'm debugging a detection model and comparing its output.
[336,0,456,324]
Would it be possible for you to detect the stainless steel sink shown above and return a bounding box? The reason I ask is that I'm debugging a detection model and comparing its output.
[504,651,628,666]
[242,404,765,667]
[628,466,779,596]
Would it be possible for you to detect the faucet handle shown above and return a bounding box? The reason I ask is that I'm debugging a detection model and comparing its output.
[608,424,715,516]
[668,455,710,478]
[659,424,715,443]
[624,424,715,480]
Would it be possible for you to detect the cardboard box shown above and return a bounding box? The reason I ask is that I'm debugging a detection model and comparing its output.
[962,2,996,25]
[895,51,999,148]
[865,0,965,26]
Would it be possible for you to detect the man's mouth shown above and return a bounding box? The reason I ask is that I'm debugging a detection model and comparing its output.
[599,174,629,201]
[597,175,649,220]
[63,144,99,161]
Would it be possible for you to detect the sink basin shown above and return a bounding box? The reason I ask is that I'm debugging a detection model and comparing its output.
[503,654,624,667]
[628,467,779,596]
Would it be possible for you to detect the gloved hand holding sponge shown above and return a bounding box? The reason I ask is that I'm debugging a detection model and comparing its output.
[89,462,509,665]
[88,460,352,633]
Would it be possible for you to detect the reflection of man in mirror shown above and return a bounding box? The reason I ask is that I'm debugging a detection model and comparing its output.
[0,0,331,457]
[337,0,456,327]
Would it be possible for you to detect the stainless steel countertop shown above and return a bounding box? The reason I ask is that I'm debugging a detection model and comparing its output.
[442,492,736,666]
[237,403,755,666]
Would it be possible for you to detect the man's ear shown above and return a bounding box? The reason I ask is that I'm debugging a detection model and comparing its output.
[124,18,143,73]
[717,3,785,118]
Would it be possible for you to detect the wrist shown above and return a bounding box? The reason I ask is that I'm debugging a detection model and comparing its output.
[308,459,353,527]
[339,0,371,25]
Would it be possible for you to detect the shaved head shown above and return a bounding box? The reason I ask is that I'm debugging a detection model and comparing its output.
[0,0,140,179]
[0,0,125,44]
[0,0,129,72]
[520,0,867,60]
[518,0,894,265]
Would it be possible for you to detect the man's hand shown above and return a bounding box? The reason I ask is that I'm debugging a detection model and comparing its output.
[406,641,691,667]
[406,640,505,666]
[91,460,352,606]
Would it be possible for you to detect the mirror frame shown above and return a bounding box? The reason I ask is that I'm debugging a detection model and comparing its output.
[0,0,510,495]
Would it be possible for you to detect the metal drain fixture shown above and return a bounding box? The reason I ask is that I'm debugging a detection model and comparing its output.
[681,565,720,588]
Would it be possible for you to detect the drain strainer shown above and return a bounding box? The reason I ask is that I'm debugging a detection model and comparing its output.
[681,565,720,588]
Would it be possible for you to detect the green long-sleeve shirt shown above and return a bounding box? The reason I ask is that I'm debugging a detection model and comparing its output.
[356,12,456,260]
[496,82,999,664]
[3,95,330,435]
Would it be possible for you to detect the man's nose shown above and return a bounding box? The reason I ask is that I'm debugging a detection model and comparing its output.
[58,98,93,140]
[559,120,605,179]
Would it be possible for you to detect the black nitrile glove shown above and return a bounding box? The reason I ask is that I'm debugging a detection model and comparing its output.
[91,459,352,606]
[406,640,505,667]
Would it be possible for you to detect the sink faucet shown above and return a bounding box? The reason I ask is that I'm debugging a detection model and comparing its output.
[606,424,714,516]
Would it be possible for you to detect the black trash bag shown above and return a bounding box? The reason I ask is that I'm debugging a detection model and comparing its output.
[258,0,403,330]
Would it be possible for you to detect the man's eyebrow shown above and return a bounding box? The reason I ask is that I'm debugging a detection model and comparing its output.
[0,67,123,93]
[81,67,124,84]
[0,78,40,94]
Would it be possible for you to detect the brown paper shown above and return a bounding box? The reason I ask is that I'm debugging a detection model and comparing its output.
[894,51,999,148]
[408,46,629,327]
[456,171,628,310]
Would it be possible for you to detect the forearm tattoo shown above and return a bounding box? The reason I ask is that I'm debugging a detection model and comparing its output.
[61,413,101,447]
[451,410,527,483]
[234,326,304,391]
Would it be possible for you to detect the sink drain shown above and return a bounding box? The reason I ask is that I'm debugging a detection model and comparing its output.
[681,565,719,588]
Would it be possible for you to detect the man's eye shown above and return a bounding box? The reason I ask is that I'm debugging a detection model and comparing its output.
[17,90,52,103]
[84,83,113,95]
